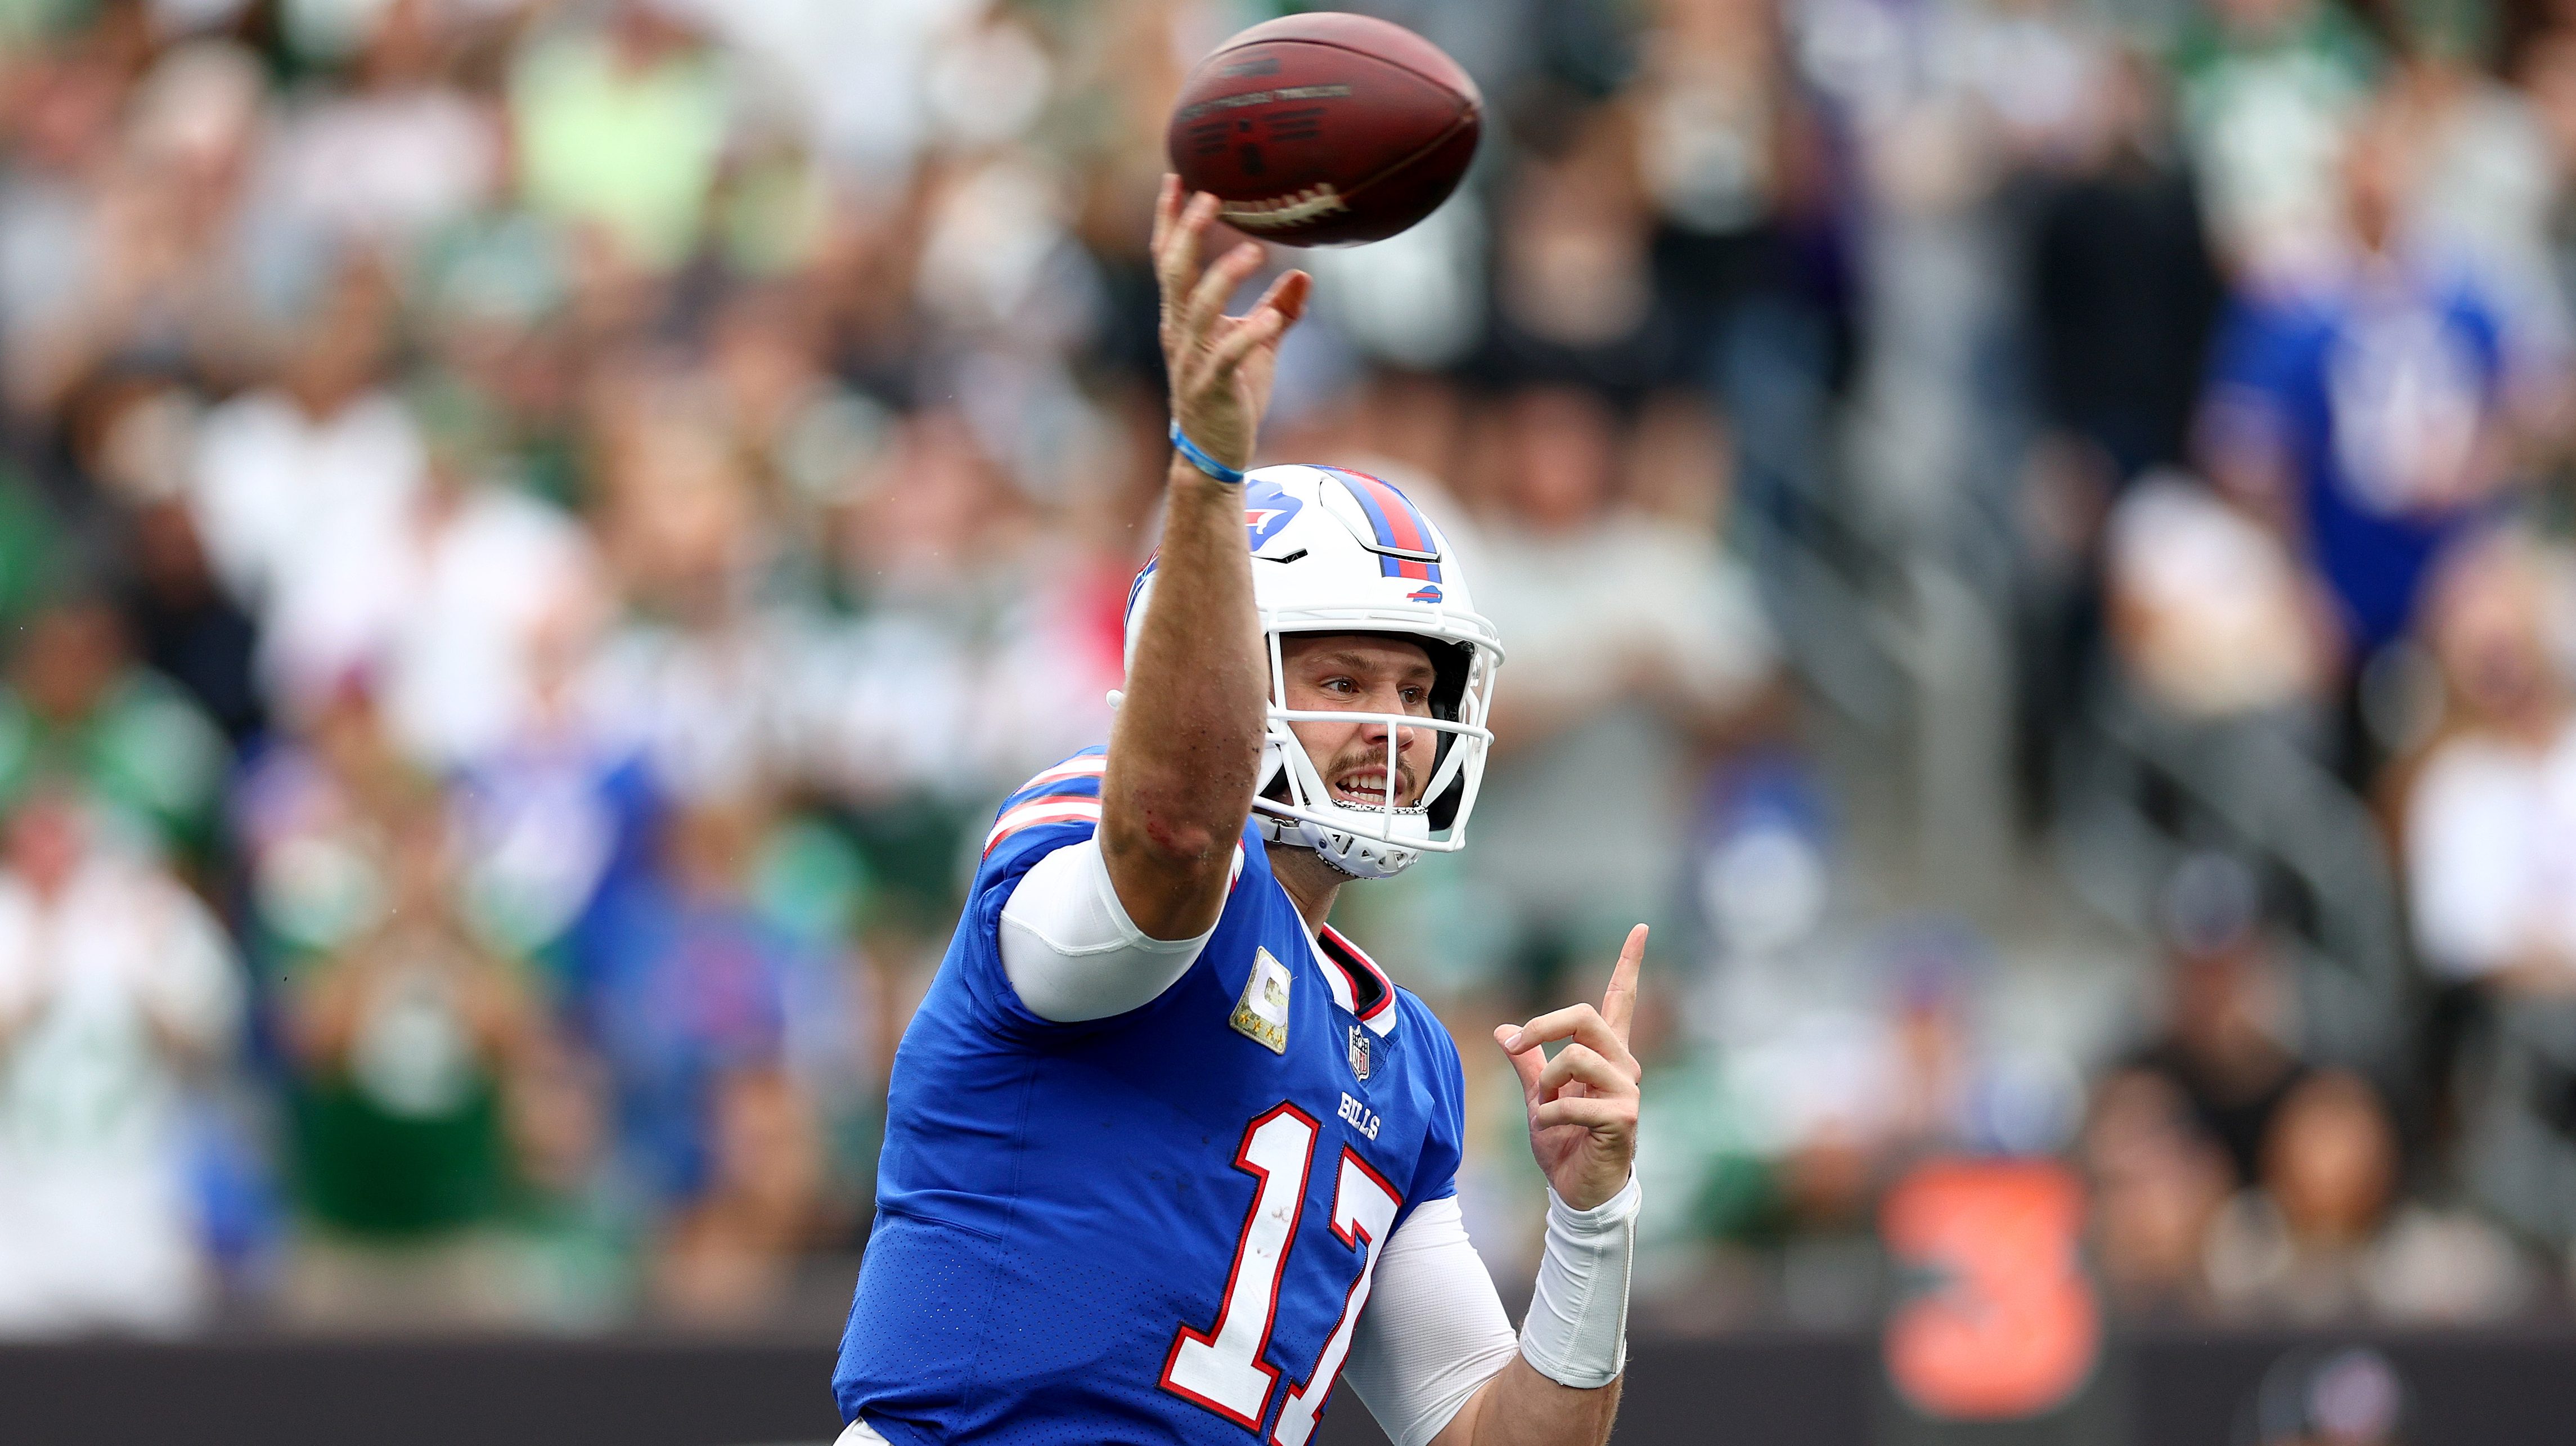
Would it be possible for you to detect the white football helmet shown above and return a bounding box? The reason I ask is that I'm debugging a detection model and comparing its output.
[1123,464,1504,879]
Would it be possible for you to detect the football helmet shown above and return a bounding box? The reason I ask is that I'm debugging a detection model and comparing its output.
[1124,464,1503,878]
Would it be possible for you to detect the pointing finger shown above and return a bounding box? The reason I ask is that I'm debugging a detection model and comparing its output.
[1601,924,1647,1043]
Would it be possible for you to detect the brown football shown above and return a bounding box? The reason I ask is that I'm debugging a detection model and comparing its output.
[1166,13,1481,248]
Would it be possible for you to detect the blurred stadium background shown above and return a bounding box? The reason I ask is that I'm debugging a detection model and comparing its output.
[6,0,2576,1440]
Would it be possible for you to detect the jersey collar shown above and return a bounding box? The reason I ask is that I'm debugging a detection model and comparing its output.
[1306,920,1397,1037]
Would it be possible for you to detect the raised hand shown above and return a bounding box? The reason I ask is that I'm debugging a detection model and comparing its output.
[1494,924,1647,1211]
[1151,174,1310,474]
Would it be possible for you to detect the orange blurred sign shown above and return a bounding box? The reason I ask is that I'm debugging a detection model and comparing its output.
[1881,1158,2100,1421]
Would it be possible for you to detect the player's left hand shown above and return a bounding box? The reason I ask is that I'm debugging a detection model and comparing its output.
[1495,924,1646,1212]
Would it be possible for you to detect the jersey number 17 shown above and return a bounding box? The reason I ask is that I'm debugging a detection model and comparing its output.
[1159,1102,1403,1445]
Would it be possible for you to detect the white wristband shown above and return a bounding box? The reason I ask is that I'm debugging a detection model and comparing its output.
[1517,1174,1640,1390]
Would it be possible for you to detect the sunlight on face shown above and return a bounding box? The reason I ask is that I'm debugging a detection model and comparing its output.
[1278,634,1438,810]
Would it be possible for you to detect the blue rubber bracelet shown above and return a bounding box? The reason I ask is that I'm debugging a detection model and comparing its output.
[1169,421,1247,485]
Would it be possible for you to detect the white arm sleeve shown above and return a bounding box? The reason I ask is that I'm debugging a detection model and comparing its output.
[998,838,1215,1022]
[1517,1175,1639,1389]
[1343,1196,1521,1446]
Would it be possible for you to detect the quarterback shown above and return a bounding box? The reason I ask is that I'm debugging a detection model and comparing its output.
[832,181,1648,1446]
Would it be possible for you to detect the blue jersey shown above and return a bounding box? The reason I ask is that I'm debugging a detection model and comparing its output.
[2201,265,2512,650]
[834,748,1470,1445]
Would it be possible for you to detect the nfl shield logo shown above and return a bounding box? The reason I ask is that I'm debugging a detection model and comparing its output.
[1347,1025,1372,1083]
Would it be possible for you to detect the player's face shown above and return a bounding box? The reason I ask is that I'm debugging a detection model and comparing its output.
[1278,634,1438,810]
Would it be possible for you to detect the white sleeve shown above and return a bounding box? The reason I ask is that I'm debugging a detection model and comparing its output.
[1342,1196,1520,1446]
[998,837,1215,1022]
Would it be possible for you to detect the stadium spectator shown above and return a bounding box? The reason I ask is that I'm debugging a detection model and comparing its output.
[578,396,784,803]
[2084,1067,2232,1316]
[651,1065,835,1325]
[316,376,602,771]
[2168,0,2381,274]
[0,592,229,864]
[2387,2,2564,349]
[2195,100,2546,720]
[509,1,730,276]
[1629,0,1843,549]
[497,1036,634,1329]
[2,41,266,425]
[188,253,424,697]
[2025,50,2224,482]
[2397,532,2576,994]
[2391,531,2576,1238]
[578,791,811,1213]
[1470,385,1782,1005]
[2101,471,2331,720]
[233,681,421,963]
[276,791,541,1330]
[2126,855,2308,1189]
[0,785,242,1335]
[2205,1069,2528,1321]
[84,378,269,744]
[258,0,500,264]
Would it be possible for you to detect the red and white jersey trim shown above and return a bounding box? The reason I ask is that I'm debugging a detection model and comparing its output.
[1316,924,1397,1037]
[1019,754,1109,792]
[984,796,1102,856]
[986,797,1249,895]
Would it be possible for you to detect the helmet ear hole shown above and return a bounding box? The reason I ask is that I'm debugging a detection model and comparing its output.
[1428,639,1472,721]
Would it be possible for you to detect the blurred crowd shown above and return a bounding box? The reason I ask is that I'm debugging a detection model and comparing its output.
[10,0,2576,1346]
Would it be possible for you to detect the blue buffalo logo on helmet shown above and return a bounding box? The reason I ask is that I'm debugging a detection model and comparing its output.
[1244,476,1306,549]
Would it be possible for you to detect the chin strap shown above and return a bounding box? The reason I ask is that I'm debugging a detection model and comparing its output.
[1252,809,1419,880]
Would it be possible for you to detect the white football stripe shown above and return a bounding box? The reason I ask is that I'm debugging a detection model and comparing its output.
[1016,756,1109,794]
[984,799,1103,852]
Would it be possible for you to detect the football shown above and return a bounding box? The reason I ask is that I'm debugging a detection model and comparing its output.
[1166,13,1482,248]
